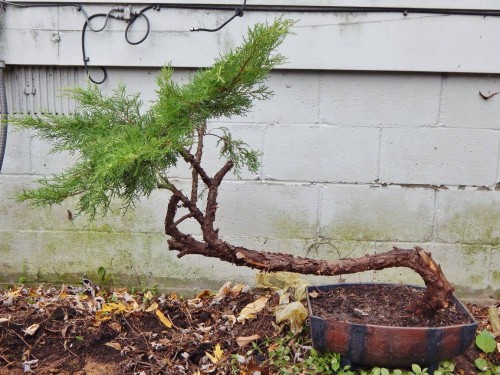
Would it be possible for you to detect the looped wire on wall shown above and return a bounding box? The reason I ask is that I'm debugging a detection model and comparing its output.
[79,0,246,84]
[190,0,247,32]
[0,0,247,84]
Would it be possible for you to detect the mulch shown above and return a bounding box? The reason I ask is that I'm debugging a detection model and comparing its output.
[0,280,498,374]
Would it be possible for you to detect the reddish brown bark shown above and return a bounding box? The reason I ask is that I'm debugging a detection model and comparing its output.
[163,149,455,315]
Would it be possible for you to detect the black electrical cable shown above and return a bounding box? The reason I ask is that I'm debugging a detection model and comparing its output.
[80,7,117,33]
[82,13,119,84]
[191,0,246,32]
[81,6,156,83]
[124,13,150,44]
[124,5,158,45]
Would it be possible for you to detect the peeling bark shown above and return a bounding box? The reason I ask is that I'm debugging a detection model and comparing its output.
[164,154,455,315]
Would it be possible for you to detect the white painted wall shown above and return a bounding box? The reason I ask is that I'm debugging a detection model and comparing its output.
[0,4,498,297]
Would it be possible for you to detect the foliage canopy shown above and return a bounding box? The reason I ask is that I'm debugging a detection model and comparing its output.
[15,18,294,218]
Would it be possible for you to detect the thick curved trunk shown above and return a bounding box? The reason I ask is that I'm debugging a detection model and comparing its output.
[166,233,453,314]
[164,159,454,315]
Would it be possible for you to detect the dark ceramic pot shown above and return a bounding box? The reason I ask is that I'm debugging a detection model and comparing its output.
[306,283,478,369]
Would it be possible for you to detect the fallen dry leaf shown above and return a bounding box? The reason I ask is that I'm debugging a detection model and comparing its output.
[95,302,130,321]
[487,305,500,335]
[223,314,236,325]
[237,296,269,323]
[236,334,260,347]
[105,341,122,351]
[205,343,224,364]
[90,319,102,327]
[155,309,172,328]
[197,323,212,333]
[23,323,40,336]
[213,281,232,302]
[308,291,319,299]
[108,321,122,333]
[21,359,39,373]
[275,301,308,334]
[145,302,159,312]
[159,338,171,345]
[196,290,212,299]
[255,272,309,301]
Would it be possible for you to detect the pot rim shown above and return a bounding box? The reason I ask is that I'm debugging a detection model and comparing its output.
[306,282,478,330]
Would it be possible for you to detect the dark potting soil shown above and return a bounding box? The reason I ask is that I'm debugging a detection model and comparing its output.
[308,284,475,327]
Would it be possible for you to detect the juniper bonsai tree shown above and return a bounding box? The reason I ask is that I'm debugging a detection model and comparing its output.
[15,18,454,314]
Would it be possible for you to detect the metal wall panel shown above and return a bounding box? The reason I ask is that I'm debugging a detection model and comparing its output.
[4,66,84,114]
[2,5,500,73]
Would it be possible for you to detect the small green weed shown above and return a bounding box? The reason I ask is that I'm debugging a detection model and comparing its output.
[474,329,500,374]
[97,266,114,286]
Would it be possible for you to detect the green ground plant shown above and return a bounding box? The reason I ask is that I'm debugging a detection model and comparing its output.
[227,329,459,375]
[475,329,500,374]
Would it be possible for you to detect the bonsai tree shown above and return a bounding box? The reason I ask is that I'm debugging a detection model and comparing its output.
[14,18,453,314]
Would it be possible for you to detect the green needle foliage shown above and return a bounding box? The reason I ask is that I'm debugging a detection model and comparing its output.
[14,18,294,219]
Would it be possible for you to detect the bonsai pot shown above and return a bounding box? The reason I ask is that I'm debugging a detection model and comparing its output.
[306,283,478,369]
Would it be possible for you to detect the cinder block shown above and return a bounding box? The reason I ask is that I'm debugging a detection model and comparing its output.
[441,75,500,130]
[263,125,379,183]
[379,128,499,186]
[217,71,320,124]
[0,230,41,284]
[31,137,79,175]
[215,181,320,238]
[320,185,435,242]
[436,190,500,244]
[0,175,68,231]
[319,72,441,127]
[1,128,31,174]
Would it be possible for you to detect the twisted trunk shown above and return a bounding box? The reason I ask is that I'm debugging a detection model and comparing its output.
[164,155,454,315]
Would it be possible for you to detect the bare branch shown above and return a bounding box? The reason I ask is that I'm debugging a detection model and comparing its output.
[204,160,234,233]
[190,124,207,204]
[181,150,212,187]
[173,213,194,227]
[213,160,234,187]
[160,175,205,224]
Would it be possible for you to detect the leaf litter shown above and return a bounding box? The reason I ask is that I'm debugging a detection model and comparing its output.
[0,278,497,374]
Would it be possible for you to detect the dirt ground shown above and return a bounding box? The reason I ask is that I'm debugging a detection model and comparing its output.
[0,280,498,374]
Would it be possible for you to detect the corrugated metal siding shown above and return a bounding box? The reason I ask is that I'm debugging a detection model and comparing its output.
[5,66,84,114]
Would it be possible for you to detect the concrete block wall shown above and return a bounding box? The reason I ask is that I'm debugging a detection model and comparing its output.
[1,66,498,297]
[0,4,498,296]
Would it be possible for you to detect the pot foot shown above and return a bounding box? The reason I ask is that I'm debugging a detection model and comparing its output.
[340,357,361,371]
[427,362,438,373]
